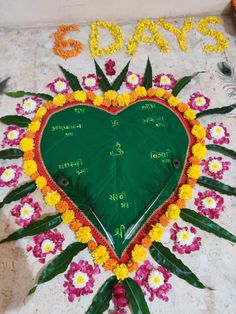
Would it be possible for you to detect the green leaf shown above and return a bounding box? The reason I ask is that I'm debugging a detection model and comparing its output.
[123,278,150,314]
[111,60,130,91]
[6,91,53,100]
[197,176,236,196]
[59,65,83,91]
[0,148,23,159]
[206,144,236,160]
[150,242,206,289]
[86,276,118,314]
[29,242,86,295]
[0,214,62,243]
[172,72,205,96]
[0,77,10,94]
[0,115,31,127]
[196,103,236,118]
[0,181,36,209]
[94,59,112,92]
[181,208,236,243]
[142,57,153,89]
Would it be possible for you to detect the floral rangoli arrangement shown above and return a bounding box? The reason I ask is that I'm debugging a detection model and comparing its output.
[0,59,236,314]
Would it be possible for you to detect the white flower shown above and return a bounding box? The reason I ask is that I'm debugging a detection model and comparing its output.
[148,270,164,289]
[176,230,194,245]
[84,77,96,87]
[127,74,139,85]
[41,239,55,253]
[72,271,89,289]
[20,203,34,219]
[54,80,67,92]
[194,97,206,106]
[160,75,171,85]
[208,160,222,173]
[210,126,225,140]
[22,99,38,113]
[0,168,15,182]
[7,130,19,140]
[202,197,217,209]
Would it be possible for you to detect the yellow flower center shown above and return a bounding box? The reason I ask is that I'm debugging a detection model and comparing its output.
[41,239,55,253]
[73,271,89,288]
[7,130,19,140]
[209,160,222,173]
[195,97,205,106]
[160,75,170,85]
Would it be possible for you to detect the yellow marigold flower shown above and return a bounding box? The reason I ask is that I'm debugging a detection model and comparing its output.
[131,244,147,263]
[23,160,37,176]
[187,165,201,179]
[134,86,147,97]
[35,106,47,118]
[168,95,179,107]
[167,204,180,220]
[62,209,75,224]
[183,108,196,121]
[76,226,92,243]
[28,121,41,133]
[20,137,34,152]
[93,95,104,106]
[148,223,165,242]
[45,191,61,206]
[192,143,207,160]
[117,93,130,106]
[113,263,129,280]
[35,176,47,189]
[92,245,109,265]
[74,90,87,102]
[53,94,66,106]
[191,124,206,140]
[104,90,117,101]
[155,88,166,98]
[178,184,193,200]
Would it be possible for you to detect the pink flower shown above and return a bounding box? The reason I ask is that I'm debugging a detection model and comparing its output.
[170,223,201,254]
[194,190,224,219]
[82,74,100,91]
[188,92,210,111]
[134,260,172,302]
[112,283,128,313]
[27,229,64,263]
[105,59,116,76]
[16,97,42,115]
[0,165,22,187]
[201,157,230,180]
[1,125,25,148]
[153,73,176,91]
[63,260,100,302]
[125,71,143,90]
[11,196,42,227]
[206,122,230,145]
[46,77,69,94]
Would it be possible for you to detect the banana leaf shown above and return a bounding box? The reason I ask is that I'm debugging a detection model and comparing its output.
[6,91,53,100]
[59,65,83,91]
[111,60,130,91]
[0,148,23,159]
[172,72,205,96]
[94,59,112,92]
[197,176,236,196]
[206,144,236,160]
[196,104,236,118]
[0,115,31,127]
[142,57,152,90]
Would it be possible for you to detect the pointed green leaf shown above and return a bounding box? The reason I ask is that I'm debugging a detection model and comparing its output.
[181,208,236,243]
[0,77,10,94]
[142,57,153,90]
[111,60,130,91]
[206,144,236,160]
[150,242,206,289]
[6,91,53,100]
[196,103,236,118]
[0,214,62,243]
[0,115,31,127]
[0,181,36,209]
[59,65,83,91]
[123,277,150,314]
[197,176,236,196]
[86,276,118,314]
[172,72,205,96]
[94,59,112,92]
[29,242,86,295]
[0,148,23,159]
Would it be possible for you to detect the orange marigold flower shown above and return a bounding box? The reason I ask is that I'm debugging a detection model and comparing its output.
[104,258,118,271]
[86,91,96,101]
[44,101,54,109]
[103,99,111,107]
[112,99,118,106]
[129,92,137,103]
[25,131,36,139]
[176,199,186,208]
[177,102,188,112]
[31,172,39,180]
[66,93,75,102]
[141,237,152,249]
[188,178,197,188]
[41,186,52,196]
[190,119,200,126]
[159,214,169,227]
[88,240,98,252]
[56,200,69,213]
[189,156,200,165]
[147,88,156,97]
[70,219,82,232]
[23,151,35,160]
[127,260,139,272]
[163,91,171,100]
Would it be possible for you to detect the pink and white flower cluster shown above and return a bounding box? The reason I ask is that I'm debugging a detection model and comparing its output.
[16,96,42,115]
[125,71,143,90]
[0,165,22,188]
[134,260,172,302]
[201,157,230,180]
[188,92,210,111]
[1,126,25,148]
[153,73,176,91]
[206,122,230,146]
[170,223,201,254]
[47,77,69,94]
[27,229,64,263]
[194,190,224,219]
[63,260,100,302]
[11,196,42,227]
[82,74,100,91]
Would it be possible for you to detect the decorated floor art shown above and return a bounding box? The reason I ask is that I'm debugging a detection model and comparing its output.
[0,12,236,314]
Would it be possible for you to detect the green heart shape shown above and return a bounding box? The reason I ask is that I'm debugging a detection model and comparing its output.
[39,99,190,258]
